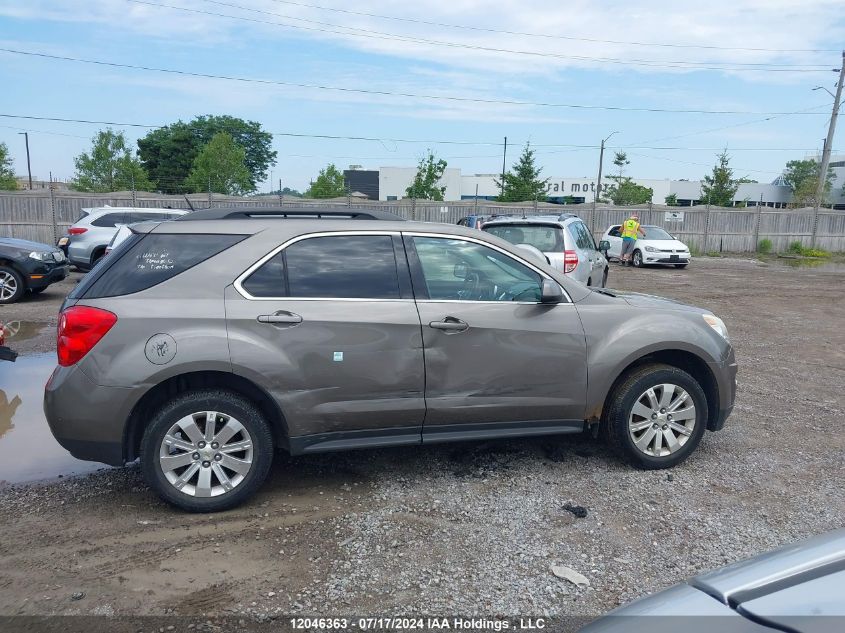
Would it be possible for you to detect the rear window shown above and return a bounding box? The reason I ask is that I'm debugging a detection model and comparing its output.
[484,224,564,252]
[79,233,245,299]
[241,235,400,299]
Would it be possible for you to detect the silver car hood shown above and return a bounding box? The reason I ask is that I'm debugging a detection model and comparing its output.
[602,290,710,314]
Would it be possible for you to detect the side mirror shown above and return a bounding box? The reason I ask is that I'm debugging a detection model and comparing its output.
[540,279,564,304]
[453,262,469,278]
[598,240,610,254]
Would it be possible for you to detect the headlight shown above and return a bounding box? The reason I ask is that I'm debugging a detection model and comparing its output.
[644,246,658,252]
[703,314,729,341]
[28,251,53,262]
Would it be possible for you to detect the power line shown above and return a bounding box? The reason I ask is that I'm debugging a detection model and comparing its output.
[132,0,831,73]
[0,113,836,152]
[0,48,834,115]
[263,0,840,54]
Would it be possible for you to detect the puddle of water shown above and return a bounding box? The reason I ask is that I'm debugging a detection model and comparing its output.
[0,353,107,484]
[0,321,49,344]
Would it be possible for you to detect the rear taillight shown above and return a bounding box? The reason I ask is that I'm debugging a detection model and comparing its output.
[564,250,578,274]
[68,227,88,235]
[57,306,117,367]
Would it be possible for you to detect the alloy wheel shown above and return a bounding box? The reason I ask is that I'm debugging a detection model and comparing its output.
[0,271,18,301]
[628,383,696,457]
[159,411,254,497]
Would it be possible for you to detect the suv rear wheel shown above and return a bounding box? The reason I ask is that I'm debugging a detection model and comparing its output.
[140,390,274,512]
[603,363,708,469]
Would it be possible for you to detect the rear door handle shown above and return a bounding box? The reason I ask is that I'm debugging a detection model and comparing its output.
[257,311,303,326]
[429,317,468,333]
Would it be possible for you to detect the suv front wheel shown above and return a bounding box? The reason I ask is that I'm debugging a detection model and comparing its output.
[140,390,274,512]
[603,363,708,469]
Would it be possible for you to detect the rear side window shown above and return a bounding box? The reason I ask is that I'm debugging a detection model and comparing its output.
[569,222,595,250]
[608,226,621,238]
[91,212,127,228]
[129,211,173,222]
[241,235,400,299]
[81,234,245,299]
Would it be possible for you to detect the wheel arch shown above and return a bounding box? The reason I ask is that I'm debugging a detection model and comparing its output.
[589,348,720,433]
[123,370,289,463]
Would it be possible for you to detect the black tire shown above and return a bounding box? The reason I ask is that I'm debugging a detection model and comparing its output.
[586,277,593,287]
[0,265,25,305]
[601,268,609,287]
[603,363,708,469]
[674,264,688,269]
[632,250,643,268]
[140,389,274,512]
[90,250,105,268]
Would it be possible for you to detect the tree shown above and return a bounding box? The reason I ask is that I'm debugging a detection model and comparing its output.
[185,132,253,195]
[782,159,835,208]
[0,142,17,190]
[405,151,447,200]
[138,115,276,193]
[603,152,653,205]
[272,186,303,197]
[664,193,678,206]
[71,130,152,192]
[700,151,739,207]
[305,164,346,198]
[495,142,548,202]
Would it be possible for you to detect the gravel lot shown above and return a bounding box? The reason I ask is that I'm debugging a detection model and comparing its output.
[0,257,843,623]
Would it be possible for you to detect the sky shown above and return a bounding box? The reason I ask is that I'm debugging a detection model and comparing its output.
[1,0,844,192]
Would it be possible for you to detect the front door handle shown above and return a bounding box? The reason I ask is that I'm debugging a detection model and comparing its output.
[257,311,303,326]
[429,317,468,333]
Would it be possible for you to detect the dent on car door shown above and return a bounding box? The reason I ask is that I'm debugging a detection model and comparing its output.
[406,234,588,440]
[225,232,425,448]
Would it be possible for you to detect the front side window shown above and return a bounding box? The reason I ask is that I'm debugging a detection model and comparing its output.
[412,236,543,302]
[241,235,401,299]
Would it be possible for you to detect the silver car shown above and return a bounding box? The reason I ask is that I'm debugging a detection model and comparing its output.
[582,528,845,632]
[67,207,186,270]
[482,214,610,287]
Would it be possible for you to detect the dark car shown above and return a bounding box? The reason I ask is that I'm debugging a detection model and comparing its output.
[0,236,69,304]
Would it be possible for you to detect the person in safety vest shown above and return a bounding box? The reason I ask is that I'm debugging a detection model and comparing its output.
[619,213,646,266]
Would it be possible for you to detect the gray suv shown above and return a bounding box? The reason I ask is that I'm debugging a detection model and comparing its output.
[44,208,737,512]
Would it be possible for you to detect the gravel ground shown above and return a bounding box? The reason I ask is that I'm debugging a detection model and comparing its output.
[0,257,843,623]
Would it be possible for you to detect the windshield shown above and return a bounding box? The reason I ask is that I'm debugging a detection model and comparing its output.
[641,227,674,240]
[484,224,564,252]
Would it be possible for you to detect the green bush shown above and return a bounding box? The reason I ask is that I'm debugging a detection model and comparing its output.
[802,248,831,258]
[788,241,804,254]
[757,239,772,254]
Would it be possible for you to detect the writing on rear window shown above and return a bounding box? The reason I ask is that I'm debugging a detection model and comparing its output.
[138,251,175,271]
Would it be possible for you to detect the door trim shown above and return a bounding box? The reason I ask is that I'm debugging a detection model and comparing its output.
[422,420,584,444]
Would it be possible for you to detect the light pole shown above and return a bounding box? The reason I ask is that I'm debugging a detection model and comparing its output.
[592,131,619,230]
[810,52,845,245]
[18,132,32,190]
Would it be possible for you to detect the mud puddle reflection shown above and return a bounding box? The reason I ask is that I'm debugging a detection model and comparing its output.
[0,353,106,484]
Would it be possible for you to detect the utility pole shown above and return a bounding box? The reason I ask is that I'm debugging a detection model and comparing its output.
[593,131,618,232]
[18,132,32,190]
[500,136,508,198]
[812,50,845,245]
[278,178,283,206]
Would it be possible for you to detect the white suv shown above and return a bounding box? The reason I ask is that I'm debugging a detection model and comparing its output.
[67,207,187,270]
[482,214,610,287]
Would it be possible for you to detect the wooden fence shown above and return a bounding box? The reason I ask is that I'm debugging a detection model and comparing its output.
[1,190,844,253]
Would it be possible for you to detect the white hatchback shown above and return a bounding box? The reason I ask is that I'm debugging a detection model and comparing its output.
[601,224,691,268]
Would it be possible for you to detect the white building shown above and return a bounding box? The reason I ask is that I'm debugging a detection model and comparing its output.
[367,155,845,208]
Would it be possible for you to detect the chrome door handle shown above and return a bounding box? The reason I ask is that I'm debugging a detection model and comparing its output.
[429,317,468,333]
[257,311,302,325]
